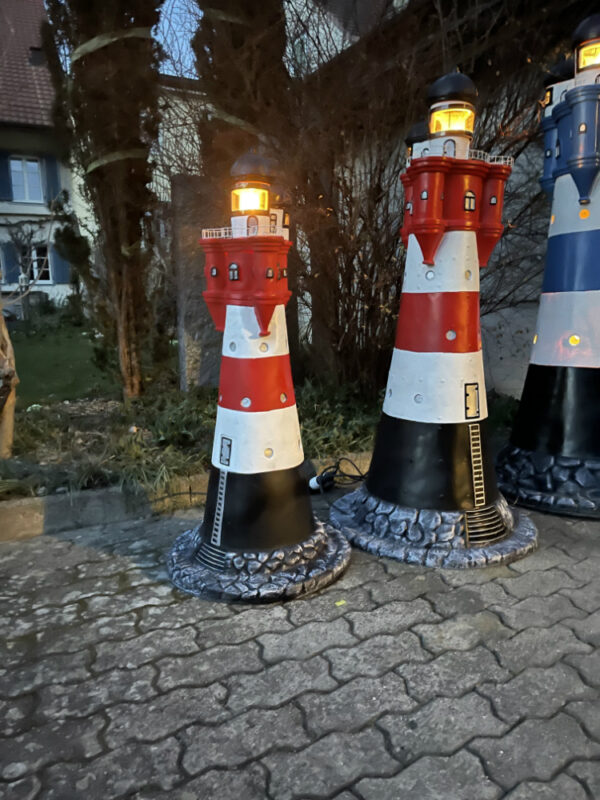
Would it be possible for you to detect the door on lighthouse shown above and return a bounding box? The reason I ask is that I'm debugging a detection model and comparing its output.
[247,215,258,235]
[443,139,456,157]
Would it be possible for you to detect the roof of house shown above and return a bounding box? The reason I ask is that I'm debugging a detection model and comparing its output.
[0,0,54,128]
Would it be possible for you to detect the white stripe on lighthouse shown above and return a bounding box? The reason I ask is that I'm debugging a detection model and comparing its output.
[402,231,480,294]
[212,405,304,473]
[222,305,290,359]
[548,174,600,238]
[531,290,600,368]
[383,349,487,424]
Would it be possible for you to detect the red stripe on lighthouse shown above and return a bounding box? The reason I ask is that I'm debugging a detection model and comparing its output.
[395,292,481,353]
[219,355,296,412]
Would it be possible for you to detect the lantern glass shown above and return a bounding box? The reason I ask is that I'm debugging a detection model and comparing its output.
[429,104,475,136]
[231,187,269,213]
[578,42,600,71]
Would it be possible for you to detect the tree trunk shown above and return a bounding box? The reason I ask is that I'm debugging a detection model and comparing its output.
[0,306,19,459]
[117,276,144,399]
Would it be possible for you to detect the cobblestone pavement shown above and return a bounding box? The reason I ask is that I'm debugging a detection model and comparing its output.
[1,496,599,799]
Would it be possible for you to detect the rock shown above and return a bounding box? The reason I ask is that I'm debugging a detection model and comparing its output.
[407,523,424,544]
[419,509,442,530]
[575,468,598,489]
[531,452,554,472]
[551,466,571,483]
[556,456,581,467]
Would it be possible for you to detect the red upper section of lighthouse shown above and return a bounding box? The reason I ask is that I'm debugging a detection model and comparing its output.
[401,157,512,267]
[201,236,292,336]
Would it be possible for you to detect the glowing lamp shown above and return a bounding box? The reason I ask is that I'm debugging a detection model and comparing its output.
[231,182,269,214]
[577,40,600,71]
[429,102,475,137]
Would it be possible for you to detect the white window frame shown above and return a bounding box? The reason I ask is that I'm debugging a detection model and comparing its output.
[22,244,52,284]
[9,156,44,204]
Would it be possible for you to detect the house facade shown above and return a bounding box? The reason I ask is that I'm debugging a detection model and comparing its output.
[0,0,72,313]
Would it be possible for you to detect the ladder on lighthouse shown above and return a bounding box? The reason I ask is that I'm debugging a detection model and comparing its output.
[469,423,486,507]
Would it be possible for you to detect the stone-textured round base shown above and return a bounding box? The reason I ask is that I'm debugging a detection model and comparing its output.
[329,486,537,569]
[167,519,351,602]
[497,445,600,520]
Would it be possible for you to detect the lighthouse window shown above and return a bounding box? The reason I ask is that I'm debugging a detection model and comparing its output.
[406,201,413,215]
[210,266,218,277]
[542,88,553,107]
[420,190,428,200]
[545,149,552,158]
[228,263,240,281]
[265,268,274,279]
[579,123,587,133]
[464,191,476,212]
[270,213,278,233]
[489,196,497,205]
[555,141,560,158]
[278,268,288,279]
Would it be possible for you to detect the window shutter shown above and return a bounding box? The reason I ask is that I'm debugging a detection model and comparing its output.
[1,242,20,283]
[43,156,61,205]
[0,152,12,201]
[50,245,71,284]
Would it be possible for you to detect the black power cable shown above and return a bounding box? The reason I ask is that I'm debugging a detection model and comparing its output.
[308,457,368,494]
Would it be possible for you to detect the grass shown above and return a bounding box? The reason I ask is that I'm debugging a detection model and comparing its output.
[11,323,118,407]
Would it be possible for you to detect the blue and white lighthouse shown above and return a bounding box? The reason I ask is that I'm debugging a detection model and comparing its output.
[498,15,600,517]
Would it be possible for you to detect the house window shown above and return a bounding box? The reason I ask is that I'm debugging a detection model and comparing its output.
[10,157,44,203]
[23,245,50,282]
[464,191,476,212]
[228,263,239,281]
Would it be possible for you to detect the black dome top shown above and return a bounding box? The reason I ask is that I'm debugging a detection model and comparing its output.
[230,148,278,180]
[573,14,600,47]
[427,72,477,104]
[543,55,575,86]
[405,120,429,146]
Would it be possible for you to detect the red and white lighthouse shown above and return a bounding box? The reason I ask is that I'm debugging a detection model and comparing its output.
[169,149,351,600]
[331,74,537,568]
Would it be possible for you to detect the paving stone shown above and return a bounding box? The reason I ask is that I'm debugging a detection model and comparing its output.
[508,547,572,573]
[561,580,600,613]
[0,715,104,780]
[6,604,81,638]
[157,641,263,691]
[559,557,600,584]
[82,584,177,619]
[0,695,36,736]
[563,608,600,645]
[396,646,511,702]
[479,663,596,725]
[93,626,198,672]
[325,632,431,681]
[197,605,292,648]
[427,583,514,618]
[490,625,592,672]
[181,706,309,774]
[566,699,600,741]
[287,587,375,625]
[470,713,600,790]
[0,774,41,799]
[258,618,357,663]
[226,655,336,713]
[367,572,448,604]
[347,599,440,639]
[379,692,507,762]
[565,650,600,687]
[29,575,124,609]
[0,650,92,698]
[413,611,512,654]
[497,774,587,800]
[499,569,583,599]
[138,600,235,632]
[34,612,139,655]
[38,664,157,720]
[355,750,502,800]
[439,564,517,586]
[298,673,417,736]
[567,761,600,797]
[491,595,586,631]
[263,729,397,800]
[43,737,182,799]
[335,557,390,589]
[130,763,269,800]
[105,684,228,748]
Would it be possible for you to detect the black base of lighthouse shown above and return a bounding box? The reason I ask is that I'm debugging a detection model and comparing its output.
[498,365,600,519]
[167,464,351,601]
[497,444,600,519]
